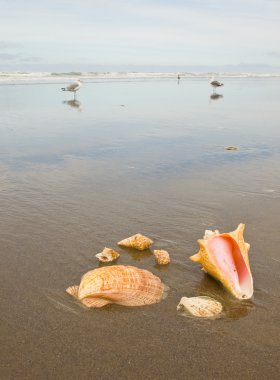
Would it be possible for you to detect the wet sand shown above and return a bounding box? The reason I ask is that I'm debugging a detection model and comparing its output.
[1,79,280,379]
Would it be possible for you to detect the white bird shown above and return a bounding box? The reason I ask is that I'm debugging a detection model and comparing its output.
[210,76,223,92]
[61,79,82,98]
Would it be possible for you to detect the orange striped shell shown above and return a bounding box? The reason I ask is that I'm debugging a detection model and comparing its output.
[66,265,164,308]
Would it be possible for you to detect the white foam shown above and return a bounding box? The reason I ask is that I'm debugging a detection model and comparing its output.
[1,71,280,84]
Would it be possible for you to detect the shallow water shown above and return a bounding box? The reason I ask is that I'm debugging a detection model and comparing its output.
[1,79,280,379]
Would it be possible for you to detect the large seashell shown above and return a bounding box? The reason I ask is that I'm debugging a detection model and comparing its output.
[153,250,170,265]
[190,223,253,300]
[177,296,223,318]
[66,265,164,308]
[118,233,153,251]
[95,247,120,262]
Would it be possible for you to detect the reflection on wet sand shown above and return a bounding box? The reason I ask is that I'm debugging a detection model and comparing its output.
[63,99,82,111]
[194,275,254,320]
[210,93,223,101]
[118,247,153,261]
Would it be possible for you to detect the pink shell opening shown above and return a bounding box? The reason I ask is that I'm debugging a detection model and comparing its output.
[208,236,253,299]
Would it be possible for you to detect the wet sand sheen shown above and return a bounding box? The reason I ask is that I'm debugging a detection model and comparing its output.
[1,79,280,379]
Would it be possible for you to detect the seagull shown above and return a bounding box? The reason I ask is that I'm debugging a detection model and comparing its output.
[210,76,223,92]
[61,79,82,98]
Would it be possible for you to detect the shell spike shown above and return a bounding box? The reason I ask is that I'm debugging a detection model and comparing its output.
[229,223,245,240]
[190,239,206,263]
[245,242,250,251]
[236,223,245,233]
[189,252,201,263]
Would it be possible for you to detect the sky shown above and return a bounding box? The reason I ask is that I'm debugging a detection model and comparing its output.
[0,0,280,71]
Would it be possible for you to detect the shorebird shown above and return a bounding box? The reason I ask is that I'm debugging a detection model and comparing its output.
[61,79,82,98]
[210,76,223,92]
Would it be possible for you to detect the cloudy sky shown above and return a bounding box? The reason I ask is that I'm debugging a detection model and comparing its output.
[0,0,280,71]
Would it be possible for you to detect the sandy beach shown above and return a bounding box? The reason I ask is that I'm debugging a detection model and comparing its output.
[1,78,280,379]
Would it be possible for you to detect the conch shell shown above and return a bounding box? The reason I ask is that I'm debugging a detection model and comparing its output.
[190,224,253,300]
[154,250,170,265]
[118,233,153,251]
[177,296,223,318]
[66,265,164,308]
[95,247,120,262]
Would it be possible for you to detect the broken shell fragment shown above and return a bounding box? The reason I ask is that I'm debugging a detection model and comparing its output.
[66,265,164,308]
[177,296,223,318]
[154,250,170,265]
[118,233,153,251]
[95,247,120,262]
[190,223,253,300]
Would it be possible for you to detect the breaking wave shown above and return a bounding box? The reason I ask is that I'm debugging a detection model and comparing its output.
[1,71,280,84]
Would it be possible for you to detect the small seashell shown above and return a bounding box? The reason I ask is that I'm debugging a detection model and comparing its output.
[118,233,153,251]
[66,265,165,308]
[95,247,120,262]
[177,296,223,318]
[154,250,170,265]
[224,146,238,150]
[190,224,253,300]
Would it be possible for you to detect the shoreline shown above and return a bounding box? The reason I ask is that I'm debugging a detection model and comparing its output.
[1,70,280,84]
[1,75,280,87]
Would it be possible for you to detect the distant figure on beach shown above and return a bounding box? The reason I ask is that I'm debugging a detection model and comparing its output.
[177,73,181,85]
[61,79,82,98]
[210,76,223,92]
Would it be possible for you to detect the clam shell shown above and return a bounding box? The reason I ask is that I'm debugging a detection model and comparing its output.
[95,247,120,262]
[190,223,253,300]
[177,296,223,318]
[66,265,164,308]
[154,250,170,265]
[118,233,153,251]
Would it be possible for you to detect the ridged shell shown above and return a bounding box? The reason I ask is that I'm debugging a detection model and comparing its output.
[190,223,253,300]
[177,296,223,318]
[118,233,153,251]
[95,247,120,262]
[66,265,164,308]
[154,250,170,265]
